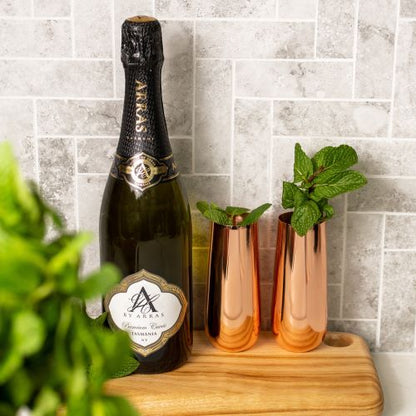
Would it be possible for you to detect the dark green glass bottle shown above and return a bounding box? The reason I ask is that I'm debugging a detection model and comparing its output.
[99,16,192,374]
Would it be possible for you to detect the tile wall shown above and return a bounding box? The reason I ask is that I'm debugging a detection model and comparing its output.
[1,0,415,351]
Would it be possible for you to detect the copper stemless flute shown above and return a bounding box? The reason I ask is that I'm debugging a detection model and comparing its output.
[272,212,327,352]
[205,223,261,352]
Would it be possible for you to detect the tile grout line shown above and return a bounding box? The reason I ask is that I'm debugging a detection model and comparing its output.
[268,99,274,249]
[313,0,319,58]
[351,0,360,98]
[230,60,236,205]
[33,99,40,183]
[191,20,196,174]
[196,57,354,62]
[375,214,386,349]
[330,318,379,322]
[0,16,72,20]
[275,0,279,18]
[235,96,391,102]
[74,138,80,232]
[30,0,35,16]
[70,0,76,57]
[152,0,156,16]
[388,0,401,139]
[0,57,114,61]
[111,0,117,98]
[348,211,416,215]
[339,195,348,319]
[385,248,416,252]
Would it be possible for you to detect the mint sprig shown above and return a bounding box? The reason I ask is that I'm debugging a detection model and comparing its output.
[283,143,367,236]
[196,201,271,227]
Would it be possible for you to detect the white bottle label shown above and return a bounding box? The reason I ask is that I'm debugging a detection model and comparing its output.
[104,269,187,357]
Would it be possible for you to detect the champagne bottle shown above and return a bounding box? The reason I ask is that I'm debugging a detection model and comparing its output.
[99,16,192,373]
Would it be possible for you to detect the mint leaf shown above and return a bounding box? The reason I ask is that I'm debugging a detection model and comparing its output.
[110,356,139,378]
[282,182,307,209]
[196,201,232,226]
[312,145,358,172]
[240,203,271,227]
[311,170,367,200]
[323,204,334,220]
[225,206,249,217]
[294,143,313,183]
[291,200,321,236]
[12,311,45,356]
[78,264,120,300]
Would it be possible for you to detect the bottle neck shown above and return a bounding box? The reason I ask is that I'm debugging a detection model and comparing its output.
[117,62,171,159]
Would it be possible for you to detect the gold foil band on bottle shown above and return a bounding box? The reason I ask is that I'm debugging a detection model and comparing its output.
[111,152,179,192]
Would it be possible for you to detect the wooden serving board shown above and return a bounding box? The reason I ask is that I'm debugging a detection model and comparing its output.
[106,331,383,416]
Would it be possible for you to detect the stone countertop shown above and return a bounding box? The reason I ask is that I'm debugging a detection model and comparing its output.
[373,353,416,416]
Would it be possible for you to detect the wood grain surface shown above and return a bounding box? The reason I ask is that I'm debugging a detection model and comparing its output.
[106,331,384,416]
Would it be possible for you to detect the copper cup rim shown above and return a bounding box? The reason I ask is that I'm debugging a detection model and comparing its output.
[211,222,257,231]
[278,211,293,225]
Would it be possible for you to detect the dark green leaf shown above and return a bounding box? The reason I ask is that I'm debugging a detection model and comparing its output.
[12,310,46,356]
[0,349,22,383]
[323,204,335,220]
[311,170,367,200]
[6,369,34,407]
[78,264,120,300]
[109,356,139,378]
[282,182,308,209]
[32,387,61,416]
[225,206,250,217]
[294,143,313,183]
[90,312,108,327]
[240,203,272,227]
[196,201,232,226]
[291,200,321,236]
[312,145,358,172]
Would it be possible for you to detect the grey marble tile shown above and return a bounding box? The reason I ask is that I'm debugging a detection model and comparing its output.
[73,0,112,58]
[161,21,194,136]
[192,211,211,247]
[193,247,209,284]
[37,100,122,136]
[349,178,416,212]
[171,138,192,174]
[317,0,355,58]
[156,0,275,18]
[181,175,230,209]
[77,175,106,276]
[273,101,390,137]
[39,138,75,229]
[236,61,352,99]
[0,60,113,97]
[258,207,279,249]
[260,249,274,286]
[393,22,416,137]
[261,283,273,330]
[326,196,346,284]
[114,0,153,98]
[385,215,416,249]
[401,0,416,17]
[0,99,35,179]
[195,60,231,174]
[196,21,314,59]
[380,251,416,351]
[34,0,70,16]
[77,174,106,232]
[355,0,397,99]
[343,213,383,319]
[0,19,71,57]
[328,284,341,319]
[278,0,317,19]
[193,283,206,330]
[233,99,271,207]
[328,319,377,350]
[77,138,117,174]
[0,0,31,16]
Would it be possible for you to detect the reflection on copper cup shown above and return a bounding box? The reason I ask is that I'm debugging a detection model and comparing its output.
[272,212,327,352]
[205,223,260,352]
